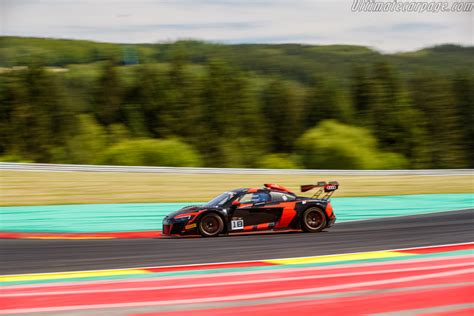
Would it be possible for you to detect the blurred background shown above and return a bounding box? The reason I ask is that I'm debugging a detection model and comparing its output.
[0,0,472,170]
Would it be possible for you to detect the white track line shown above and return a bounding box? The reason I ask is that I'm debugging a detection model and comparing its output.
[1,268,472,315]
[2,261,472,297]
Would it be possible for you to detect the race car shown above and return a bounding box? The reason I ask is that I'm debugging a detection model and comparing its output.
[162,181,339,237]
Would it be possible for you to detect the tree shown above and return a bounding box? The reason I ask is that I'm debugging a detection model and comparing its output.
[258,154,301,169]
[366,62,403,148]
[261,80,302,153]
[452,73,474,167]
[99,138,202,167]
[198,60,266,167]
[296,120,408,169]
[351,65,371,120]
[94,61,123,125]
[65,114,107,164]
[126,66,166,137]
[411,74,466,168]
[351,62,429,167]
[305,77,353,128]
[0,64,75,162]
[0,72,25,156]
[164,53,204,139]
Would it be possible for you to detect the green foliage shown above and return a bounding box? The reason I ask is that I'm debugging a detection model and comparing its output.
[411,74,467,168]
[197,60,267,167]
[351,62,431,168]
[296,120,408,169]
[258,154,302,169]
[2,37,473,81]
[0,37,122,66]
[305,77,353,127]
[261,80,302,152]
[107,124,130,145]
[0,153,32,163]
[94,62,123,125]
[64,114,107,164]
[0,37,472,168]
[99,138,202,167]
[0,64,76,162]
[452,72,474,166]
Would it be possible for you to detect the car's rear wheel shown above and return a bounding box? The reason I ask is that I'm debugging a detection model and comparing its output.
[198,213,224,237]
[301,207,327,233]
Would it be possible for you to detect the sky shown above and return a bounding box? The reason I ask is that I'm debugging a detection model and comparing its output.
[1,0,472,52]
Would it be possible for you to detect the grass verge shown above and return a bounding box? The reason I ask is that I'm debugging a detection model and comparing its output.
[1,170,473,206]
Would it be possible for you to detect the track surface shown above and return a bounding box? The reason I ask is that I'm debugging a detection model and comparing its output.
[2,243,473,315]
[1,209,473,274]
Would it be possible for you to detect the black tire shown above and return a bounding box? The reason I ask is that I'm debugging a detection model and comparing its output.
[301,207,327,233]
[198,213,224,237]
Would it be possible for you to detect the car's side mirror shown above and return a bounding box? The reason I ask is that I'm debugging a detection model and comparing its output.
[231,200,241,208]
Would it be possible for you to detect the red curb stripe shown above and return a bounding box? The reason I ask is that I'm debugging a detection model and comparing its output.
[397,243,474,254]
[4,256,472,294]
[422,308,474,316]
[10,258,474,291]
[0,231,162,239]
[131,284,474,316]
[2,268,471,311]
[0,229,301,239]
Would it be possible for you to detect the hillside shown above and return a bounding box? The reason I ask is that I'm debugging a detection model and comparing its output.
[1,37,473,82]
[0,37,472,169]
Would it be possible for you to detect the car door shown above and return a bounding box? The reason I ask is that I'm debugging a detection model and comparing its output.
[266,191,298,228]
[230,191,276,230]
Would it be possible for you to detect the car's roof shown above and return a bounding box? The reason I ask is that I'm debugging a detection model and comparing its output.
[231,188,296,196]
[230,188,247,194]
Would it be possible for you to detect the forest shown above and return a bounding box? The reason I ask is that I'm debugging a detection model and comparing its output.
[0,36,473,169]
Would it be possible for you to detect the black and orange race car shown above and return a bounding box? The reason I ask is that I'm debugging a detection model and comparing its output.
[162,182,339,237]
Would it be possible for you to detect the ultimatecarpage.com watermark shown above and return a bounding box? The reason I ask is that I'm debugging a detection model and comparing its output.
[352,0,473,12]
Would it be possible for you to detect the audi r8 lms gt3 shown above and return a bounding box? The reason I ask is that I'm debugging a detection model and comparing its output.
[162,182,339,237]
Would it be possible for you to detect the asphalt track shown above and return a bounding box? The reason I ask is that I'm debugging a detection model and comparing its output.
[1,209,473,275]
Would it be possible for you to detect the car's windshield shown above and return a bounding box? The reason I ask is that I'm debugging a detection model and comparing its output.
[205,192,235,206]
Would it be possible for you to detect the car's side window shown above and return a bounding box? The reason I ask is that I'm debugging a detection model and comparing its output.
[239,193,254,204]
[239,192,270,204]
[270,192,296,202]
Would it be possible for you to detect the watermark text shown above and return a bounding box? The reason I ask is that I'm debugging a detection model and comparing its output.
[351,0,473,12]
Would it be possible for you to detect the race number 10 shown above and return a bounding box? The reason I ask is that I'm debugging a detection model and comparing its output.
[231,219,244,230]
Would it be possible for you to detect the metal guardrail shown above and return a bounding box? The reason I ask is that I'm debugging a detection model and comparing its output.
[1,162,472,175]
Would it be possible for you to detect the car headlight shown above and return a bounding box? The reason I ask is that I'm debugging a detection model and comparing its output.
[174,215,192,222]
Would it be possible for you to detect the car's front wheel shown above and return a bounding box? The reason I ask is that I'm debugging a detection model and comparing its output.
[301,207,327,233]
[198,213,224,237]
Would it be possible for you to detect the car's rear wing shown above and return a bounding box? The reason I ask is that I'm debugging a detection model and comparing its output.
[301,181,339,200]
